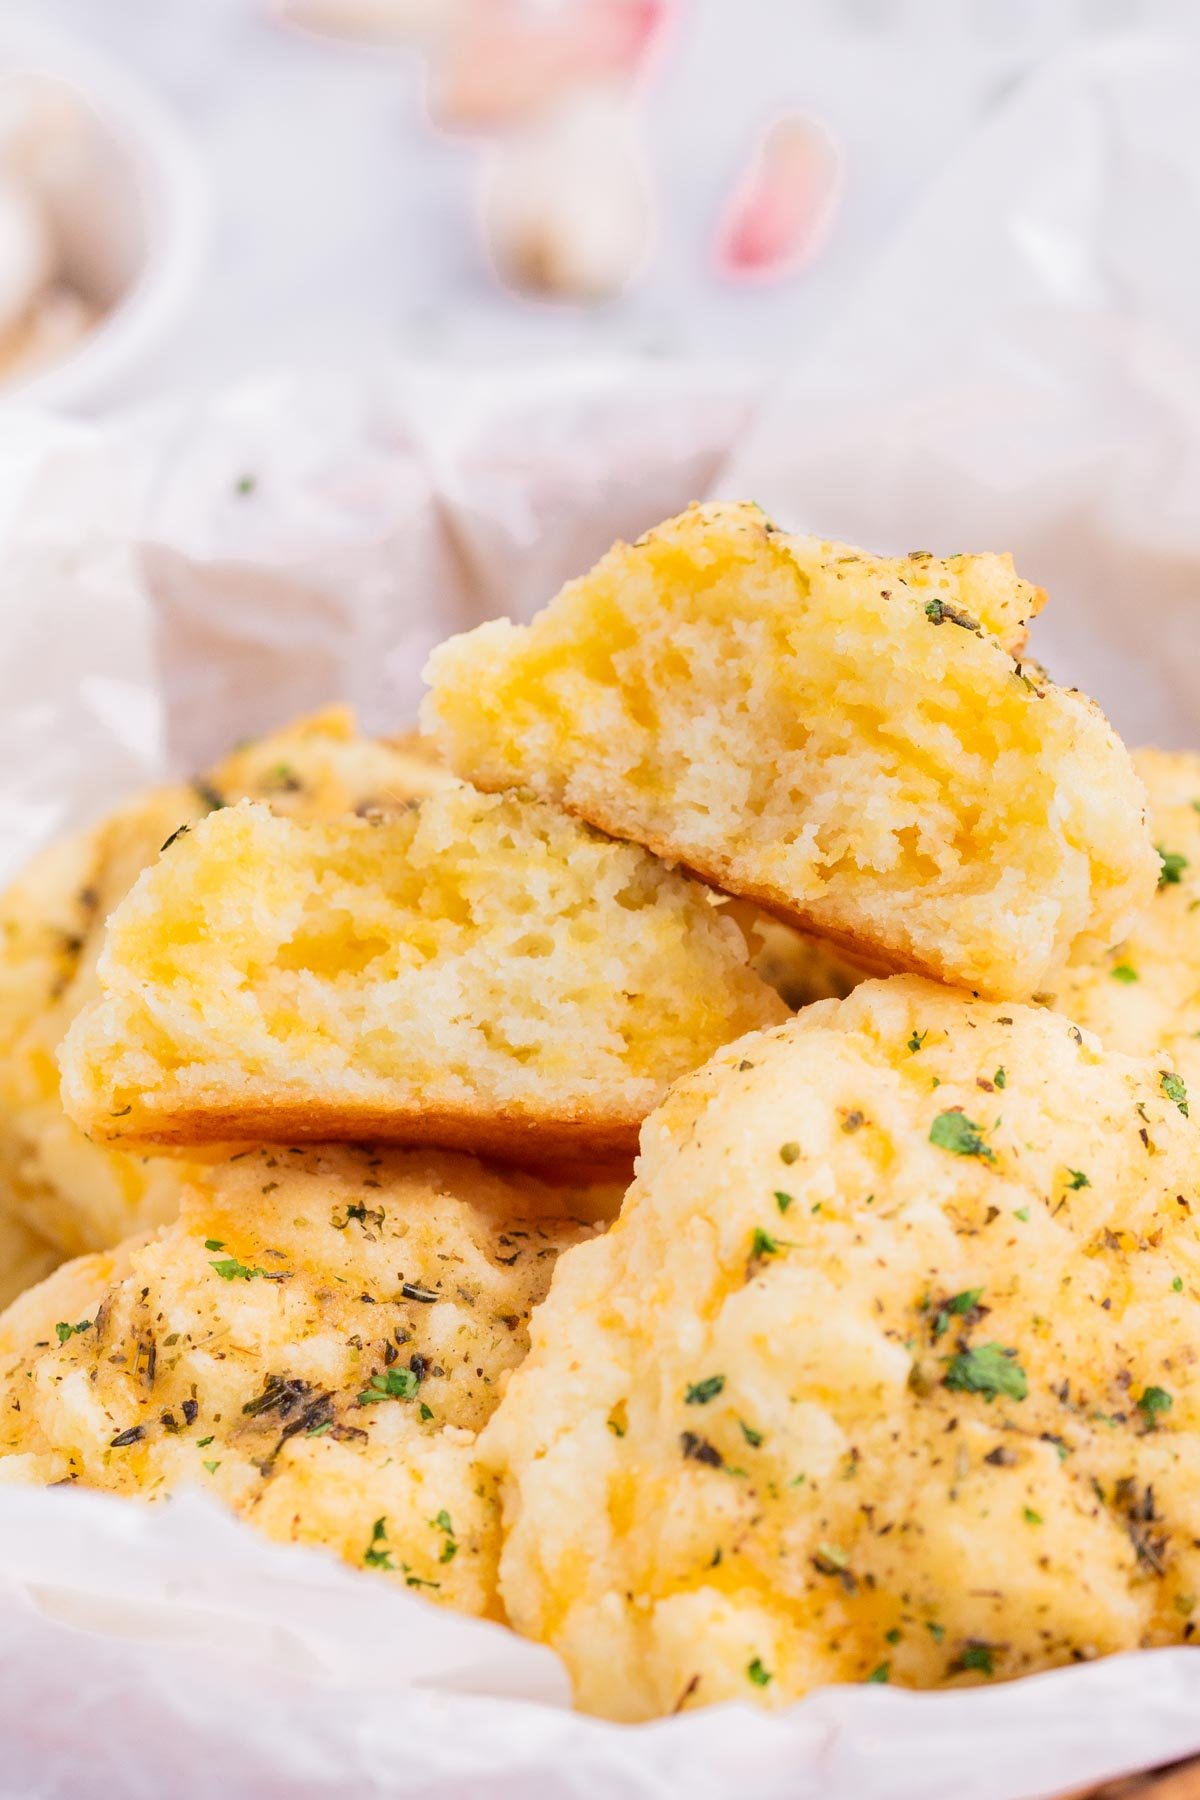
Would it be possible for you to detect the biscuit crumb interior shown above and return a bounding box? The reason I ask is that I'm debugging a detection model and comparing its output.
[60,787,783,1143]
[425,502,1155,997]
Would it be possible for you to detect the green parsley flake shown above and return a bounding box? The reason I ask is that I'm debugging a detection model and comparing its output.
[54,1320,91,1344]
[929,1110,995,1161]
[774,1190,794,1214]
[1023,1507,1043,1525]
[431,1510,457,1563]
[1014,1207,1030,1222]
[1161,1070,1189,1116]
[418,1402,434,1422]
[363,1517,394,1570]
[209,1256,270,1281]
[1173,1277,1184,1293]
[932,1287,983,1339]
[685,1375,725,1405]
[751,1227,781,1259]
[942,1342,1028,1402]
[358,1367,420,1406]
[747,1657,772,1687]
[924,597,980,631]
[866,1663,890,1685]
[993,1067,1006,1089]
[959,1643,995,1677]
[203,1239,225,1252]
[739,1419,764,1448]
[927,1622,945,1644]
[1110,963,1139,984]
[1066,1169,1090,1189]
[202,1460,221,1475]
[885,1628,902,1645]
[908,1030,927,1053]
[305,1419,333,1438]
[1139,1385,1173,1421]
[1158,846,1188,887]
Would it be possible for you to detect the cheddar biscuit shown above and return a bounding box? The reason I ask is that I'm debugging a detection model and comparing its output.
[0,1145,613,1617]
[0,710,453,1259]
[484,976,1200,1718]
[1048,748,1200,1088]
[424,502,1155,998]
[60,790,785,1162]
[0,1209,58,1313]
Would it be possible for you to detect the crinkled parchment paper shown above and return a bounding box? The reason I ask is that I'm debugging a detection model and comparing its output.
[1,35,1199,1799]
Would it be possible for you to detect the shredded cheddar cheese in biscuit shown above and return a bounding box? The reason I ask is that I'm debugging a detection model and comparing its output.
[60,788,785,1162]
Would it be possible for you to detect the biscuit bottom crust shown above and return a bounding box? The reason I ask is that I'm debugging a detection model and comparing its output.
[88,1094,643,1169]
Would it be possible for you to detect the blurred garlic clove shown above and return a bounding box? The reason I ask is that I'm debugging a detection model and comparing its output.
[0,74,77,166]
[715,113,842,281]
[479,89,654,303]
[429,0,668,134]
[266,0,465,46]
[0,171,55,339]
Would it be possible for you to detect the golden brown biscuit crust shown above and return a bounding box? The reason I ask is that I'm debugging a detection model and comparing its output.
[84,1095,643,1171]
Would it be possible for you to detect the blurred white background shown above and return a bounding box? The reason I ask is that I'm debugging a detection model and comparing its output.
[13,0,1200,405]
[2,0,1199,777]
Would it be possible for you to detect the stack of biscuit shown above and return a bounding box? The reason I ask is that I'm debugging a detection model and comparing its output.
[1,501,1198,1723]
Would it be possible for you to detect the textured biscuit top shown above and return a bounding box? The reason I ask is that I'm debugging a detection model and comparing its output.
[484,976,1200,1720]
[0,1145,614,1618]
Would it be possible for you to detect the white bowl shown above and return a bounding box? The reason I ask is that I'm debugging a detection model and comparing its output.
[0,19,208,411]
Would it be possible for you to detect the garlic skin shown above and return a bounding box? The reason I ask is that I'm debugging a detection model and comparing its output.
[715,113,842,282]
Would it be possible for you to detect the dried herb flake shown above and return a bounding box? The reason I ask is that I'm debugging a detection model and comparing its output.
[929,1110,995,1161]
[943,1342,1028,1402]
